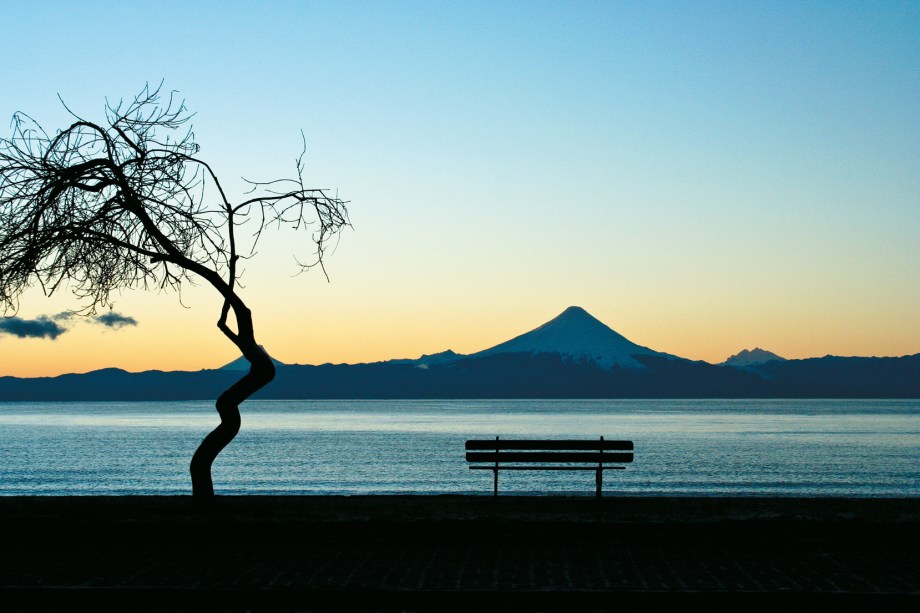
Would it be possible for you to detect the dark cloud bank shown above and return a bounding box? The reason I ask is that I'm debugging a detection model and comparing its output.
[93,312,138,329]
[0,312,138,340]
[0,316,67,340]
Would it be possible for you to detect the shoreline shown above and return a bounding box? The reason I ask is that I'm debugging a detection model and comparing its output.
[2,493,918,519]
[3,495,918,538]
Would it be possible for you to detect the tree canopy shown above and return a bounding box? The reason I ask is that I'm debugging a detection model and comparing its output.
[0,83,348,317]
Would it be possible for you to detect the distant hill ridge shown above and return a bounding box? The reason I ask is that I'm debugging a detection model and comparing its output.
[220,345,286,371]
[2,306,918,399]
[721,348,786,367]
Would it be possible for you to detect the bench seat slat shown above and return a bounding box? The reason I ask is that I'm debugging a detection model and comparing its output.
[465,439,633,451]
[466,451,633,463]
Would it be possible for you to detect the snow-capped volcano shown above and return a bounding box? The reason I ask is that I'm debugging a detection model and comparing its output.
[471,306,670,369]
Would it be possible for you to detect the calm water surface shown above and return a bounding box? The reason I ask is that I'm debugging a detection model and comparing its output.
[0,399,917,496]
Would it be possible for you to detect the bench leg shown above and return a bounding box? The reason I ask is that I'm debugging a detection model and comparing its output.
[596,468,602,498]
[493,468,498,497]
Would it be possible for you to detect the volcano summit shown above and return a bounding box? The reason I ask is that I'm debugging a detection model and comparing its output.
[468,306,673,369]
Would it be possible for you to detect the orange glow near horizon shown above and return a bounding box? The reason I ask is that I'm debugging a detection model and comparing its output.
[3,291,918,378]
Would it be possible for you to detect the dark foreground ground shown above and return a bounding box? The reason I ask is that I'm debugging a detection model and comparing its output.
[1,495,918,611]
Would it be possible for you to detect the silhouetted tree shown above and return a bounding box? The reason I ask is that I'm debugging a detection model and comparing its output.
[0,84,349,498]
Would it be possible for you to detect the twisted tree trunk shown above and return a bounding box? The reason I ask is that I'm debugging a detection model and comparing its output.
[189,301,275,498]
[114,197,275,498]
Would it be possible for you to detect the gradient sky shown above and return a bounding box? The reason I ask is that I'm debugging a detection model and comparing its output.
[1,1,918,377]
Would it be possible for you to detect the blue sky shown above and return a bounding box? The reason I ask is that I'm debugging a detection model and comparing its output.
[1,1,918,375]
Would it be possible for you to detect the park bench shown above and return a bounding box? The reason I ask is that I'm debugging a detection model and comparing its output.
[465,436,634,497]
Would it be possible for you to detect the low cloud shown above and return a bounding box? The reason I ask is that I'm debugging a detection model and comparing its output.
[0,310,139,340]
[93,312,138,329]
[0,316,67,340]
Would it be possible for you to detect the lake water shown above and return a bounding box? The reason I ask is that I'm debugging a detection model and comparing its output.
[0,399,917,497]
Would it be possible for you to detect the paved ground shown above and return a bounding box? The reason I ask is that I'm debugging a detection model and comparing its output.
[1,496,918,611]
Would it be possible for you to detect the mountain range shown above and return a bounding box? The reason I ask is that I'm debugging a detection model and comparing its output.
[2,306,918,400]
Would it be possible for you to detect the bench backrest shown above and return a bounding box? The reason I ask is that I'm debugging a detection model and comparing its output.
[465,438,634,464]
